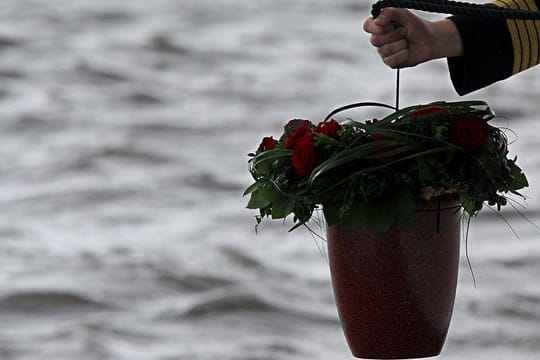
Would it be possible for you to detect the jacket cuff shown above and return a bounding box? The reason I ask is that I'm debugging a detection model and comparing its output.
[447,15,513,95]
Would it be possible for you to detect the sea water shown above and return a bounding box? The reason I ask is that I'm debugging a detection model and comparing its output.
[0,1,539,359]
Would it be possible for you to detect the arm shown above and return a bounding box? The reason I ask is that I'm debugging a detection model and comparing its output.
[449,0,540,94]
[364,1,540,95]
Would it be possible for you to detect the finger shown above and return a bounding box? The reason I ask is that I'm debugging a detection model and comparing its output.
[363,17,393,35]
[370,27,406,47]
[373,8,393,27]
[377,39,408,58]
[373,8,410,27]
[382,48,409,69]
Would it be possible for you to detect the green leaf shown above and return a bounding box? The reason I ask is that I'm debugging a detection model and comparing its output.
[340,196,395,232]
[508,160,529,190]
[259,183,283,202]
[376,100,493,127]
[417,157,436,182]
[460,193,480,216]
[320,146,454,192]
[246,189,271,209]
[247,182,296,218]
[252,149,292,168]
[309,141,408,183]
[365,144,416,160]
[335,188,414,232]
[243,182,262,196]
[271,195,295,219]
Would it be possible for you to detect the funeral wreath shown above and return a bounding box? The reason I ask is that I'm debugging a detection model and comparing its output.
[244,101,529,232]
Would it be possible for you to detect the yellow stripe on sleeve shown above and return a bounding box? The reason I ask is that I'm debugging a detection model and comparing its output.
[516,0,536,69]
[493,0,523,73]
[524,0,540,67]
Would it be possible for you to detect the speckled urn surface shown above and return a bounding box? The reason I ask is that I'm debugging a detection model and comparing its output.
[327,198,461,359]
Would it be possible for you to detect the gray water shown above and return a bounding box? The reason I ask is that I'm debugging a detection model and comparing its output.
[0,1,539,359]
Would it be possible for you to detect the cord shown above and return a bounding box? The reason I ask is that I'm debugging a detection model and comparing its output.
[372,0,540,19]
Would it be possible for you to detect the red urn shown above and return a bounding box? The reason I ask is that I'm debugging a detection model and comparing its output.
[327,197,461,359]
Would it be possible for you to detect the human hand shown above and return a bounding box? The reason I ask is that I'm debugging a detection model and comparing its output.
[363,8,463,68]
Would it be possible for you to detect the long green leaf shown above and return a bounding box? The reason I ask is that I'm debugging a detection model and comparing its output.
[308,141,394,183]
[252,149,292,168]
[321,146,455,193]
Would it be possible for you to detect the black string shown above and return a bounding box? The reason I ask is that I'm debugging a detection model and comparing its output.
[372,0,540,19]
[395,68,400,110]
[436,197,441,234]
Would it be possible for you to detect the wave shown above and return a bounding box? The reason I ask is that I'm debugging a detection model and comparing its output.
[129,123,194,135]
[147,34,190,56]
[0,89,9,102]
[124,91,164,105]
[218,246,265,270]
[0,69,24,79]
[180,292,278,319]
[157,272,234,293]
[91,147,172,165]
[184,173,243,192]
[496,294,540,321]
[58,146,173,172]
[0,35,21,49]
[451,329,540,350]
[498,256,540,269]
[0,290,114,313]
[466,292,540,324]
[76,62,131,83]
[85,9,135,24]
[160,290,339,326]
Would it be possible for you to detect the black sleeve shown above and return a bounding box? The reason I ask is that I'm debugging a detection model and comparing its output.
[447,14,514,95]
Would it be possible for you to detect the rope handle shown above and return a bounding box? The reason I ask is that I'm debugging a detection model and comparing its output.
[372,0,540,19]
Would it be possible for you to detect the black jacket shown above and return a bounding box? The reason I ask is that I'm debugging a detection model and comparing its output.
[448,0,540,94]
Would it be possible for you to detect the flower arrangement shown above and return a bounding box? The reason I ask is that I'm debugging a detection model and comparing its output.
[244,101,529,232]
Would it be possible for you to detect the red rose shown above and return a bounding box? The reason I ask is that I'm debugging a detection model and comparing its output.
[257,136,278,152]
[316,119,340,138]
[285,120,313,149]
[449,117,491,150]
[291,134,317,177]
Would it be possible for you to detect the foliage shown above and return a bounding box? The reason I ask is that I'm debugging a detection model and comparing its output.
[244,101,529,232]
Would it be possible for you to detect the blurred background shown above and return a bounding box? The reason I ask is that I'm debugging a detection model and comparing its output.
[0,0,539,359]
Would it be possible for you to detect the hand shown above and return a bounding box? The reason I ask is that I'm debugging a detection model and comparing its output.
[363,8,463,68]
